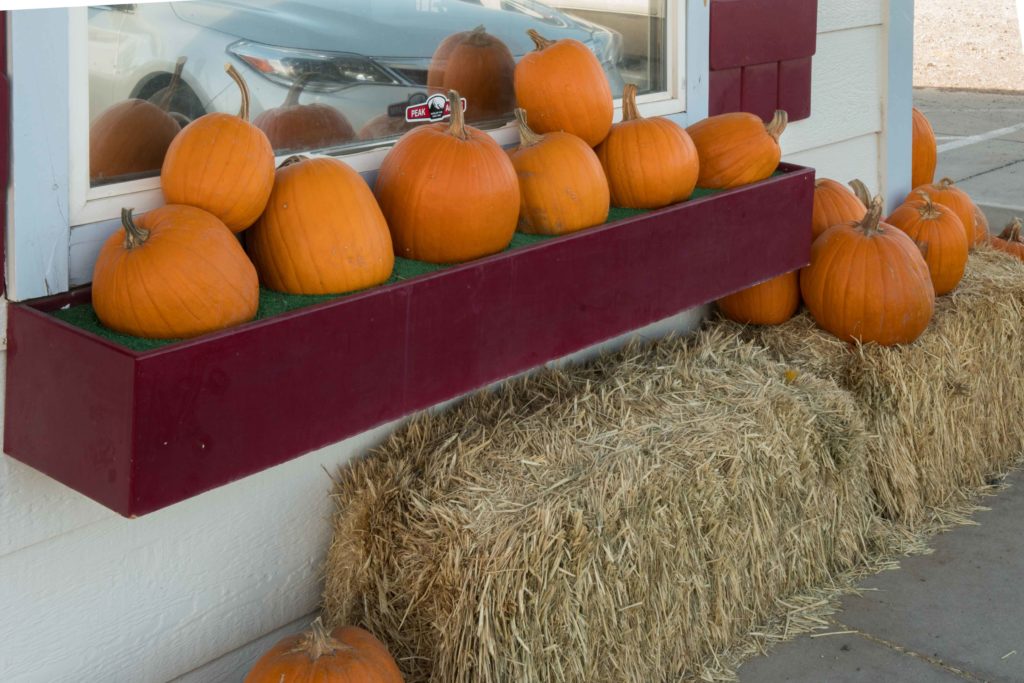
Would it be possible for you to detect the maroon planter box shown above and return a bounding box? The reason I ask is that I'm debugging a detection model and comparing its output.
[5,164,815,517]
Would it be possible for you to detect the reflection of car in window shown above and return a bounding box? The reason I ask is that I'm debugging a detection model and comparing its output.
[88,0,626,145]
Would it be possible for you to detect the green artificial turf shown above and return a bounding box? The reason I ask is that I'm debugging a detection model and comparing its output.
[51,198,714,351]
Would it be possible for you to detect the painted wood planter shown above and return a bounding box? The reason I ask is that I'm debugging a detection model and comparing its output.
[4,163,815,517]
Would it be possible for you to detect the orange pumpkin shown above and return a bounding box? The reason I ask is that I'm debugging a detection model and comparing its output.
[248,156,394,294]
[887,191,968,295]
[375,89,519,263]
[510,109,609,235]
[991,218,1024,261]
[253,74,356,152]
[513,29,613,147]
[426,26,479,92]
[427,26,515,122]
[912,107,937,189]
[801,196,935,345]
[909,177,976,247]
[595,84,698,209]
[717,271,800,325]
[811,178,867,241]
[92,206,258,339]
[161,64,275,233]
[972,204,990,246]
[244,618,403,683]
[686,110,787,189]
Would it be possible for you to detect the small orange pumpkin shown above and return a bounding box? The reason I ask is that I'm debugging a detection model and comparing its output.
[991,218,1024,261]
[92,206,258,339]
[248,156,394,294]
[375,89,519,263]
[912,107,937,189]
[717,271,800,325]
[972,204,990,246]
[686,110,787,189]
[244,618,403,683]
[253,74,356,152]
[887,191,968,295]
[595,84,698,209]
[509,109,609,235]
[801,196,935,345]
[909,177,976,247]
[161,64,275,233]
[428,25,515,122]
[513,29,613,147]
[811,178,867,241]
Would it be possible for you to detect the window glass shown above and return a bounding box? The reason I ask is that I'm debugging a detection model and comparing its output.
[87,0,669,187]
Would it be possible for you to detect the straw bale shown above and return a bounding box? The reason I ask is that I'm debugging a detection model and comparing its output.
[324,328,878,682]
[717,247,1024,524]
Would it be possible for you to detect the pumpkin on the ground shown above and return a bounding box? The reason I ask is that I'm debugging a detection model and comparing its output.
[92,206,258,339]
[513,29,613,146]
[811,178,867,241]
[912,107,938,189]
[800,196,935,345]
[991,218,1024,260]
[595,84,698,209]
[427,25,515,122]
[253,74,356,152]
[375,89,519,263]
[509,109,609,235]
[244,618,403,683]
[248,156,394,294]
[887,191,968,295]
[161,64,275,233]
[717,271,800,326]
[685,110,787,189]
[909,177,977,247]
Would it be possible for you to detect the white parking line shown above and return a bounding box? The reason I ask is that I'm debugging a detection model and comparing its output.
[937,121,1024,153]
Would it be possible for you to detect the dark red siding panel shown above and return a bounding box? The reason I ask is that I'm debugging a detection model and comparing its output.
[709,67,743,118]
[740,62,779,122]
[778,57,814,121]
[4,165,815,517]
[710,0,818,69]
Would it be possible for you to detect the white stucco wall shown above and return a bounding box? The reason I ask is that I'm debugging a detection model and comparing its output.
[0,1,898,680]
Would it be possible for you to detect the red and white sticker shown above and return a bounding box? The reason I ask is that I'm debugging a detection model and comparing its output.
[405,94,468,123]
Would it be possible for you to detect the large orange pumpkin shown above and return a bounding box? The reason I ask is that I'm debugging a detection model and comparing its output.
[375,89,519,263]
[92,206,258,339]
[800,196,935,345]
[509,108,609,235]
[427,26,515,122]
[161,64,275,233]
[811,178,867,241]
[513,29,613,147]
[912,107,937,189]
[244,618,403,683]
[686,110,787,189]
[887,191,968,295]
[253,74,356,152]
[717,271,800,325]
[248,156,394,294]
[595,84,698,209]
[909,177,976,247]
[991,218,1024,261]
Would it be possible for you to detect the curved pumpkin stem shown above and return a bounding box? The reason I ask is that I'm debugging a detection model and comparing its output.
[998,217,1023,243]
[914,190,942,220]
[446,89,469,141]
[765,110,788,142]
[621,84,641,122]
[283,72,316,108]
[464,25,492,47]
[848,179,872,209]
[858,195,886,236]
[278,154,309,169]
[121,208,149,250]
[527,29,556,51]
[224,63,252,121]
[514,108,543,147]
[154,56,187,112]
[938,177,956,190]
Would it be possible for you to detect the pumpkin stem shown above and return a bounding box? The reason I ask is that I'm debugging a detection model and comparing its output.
[464,25,492,47]
[446,89,469,141]
[154,56,187,112]
[848,179,872,208]
[621,83,641,122]
[279,154,309,169]
[765,110,788,142]
[514,108,543,147]
[306,618,340,660]
[998,218,1023,243]
[283,72,316,108]
[121,208,149,250]
[224,63,252,121]
[527,29,556,51]
[938,177,956,189]
[858,195,886,236]
[914,190,942,220]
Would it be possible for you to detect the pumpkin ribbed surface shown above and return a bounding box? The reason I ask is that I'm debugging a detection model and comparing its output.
[253,76,355,152]
[90,100,181,182]
[686,110,787,189]
[717,271,800,325]
[972,204,990,246]
[92,205,258,339]
[248,157,394,294]
[811,179,867,241]
[909,177,976,247]
[887,192,968,295]
[912,107,937,189]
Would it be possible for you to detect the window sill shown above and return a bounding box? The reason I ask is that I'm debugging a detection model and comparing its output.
[4,163,814,517]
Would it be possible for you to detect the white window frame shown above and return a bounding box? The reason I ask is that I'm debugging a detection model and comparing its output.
[8,1,711,302]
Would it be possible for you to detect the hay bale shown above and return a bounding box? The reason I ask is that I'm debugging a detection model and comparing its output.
[717,247,1024,524]
[324,328,879,682]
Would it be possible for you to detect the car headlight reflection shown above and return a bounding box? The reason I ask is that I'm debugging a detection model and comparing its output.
[228,40,402,92]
